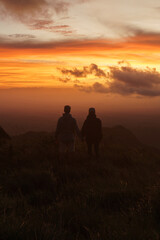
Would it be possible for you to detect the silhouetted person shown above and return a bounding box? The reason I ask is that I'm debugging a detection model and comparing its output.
[55,105,80,159]
[81,108,102,159]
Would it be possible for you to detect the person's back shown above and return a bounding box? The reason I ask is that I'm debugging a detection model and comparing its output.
[82,113,102,142]
[56,112,78,143]
[81,108,102,158]
[55,105,80,157]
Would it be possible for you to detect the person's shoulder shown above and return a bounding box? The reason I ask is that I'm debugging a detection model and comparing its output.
[71,116,77,122]
[58,116,63,121]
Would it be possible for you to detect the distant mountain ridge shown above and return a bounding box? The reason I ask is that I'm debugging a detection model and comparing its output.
[12,125,144,152]
[0,126,11,149]
[1,125,158,156]
[0,125,160,167]
[103,125,141,148]
[0,126,10,140]
[13,125,140,145]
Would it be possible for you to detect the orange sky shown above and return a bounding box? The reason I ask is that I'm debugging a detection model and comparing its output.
[1,34,160,89]
[0,0,160,126]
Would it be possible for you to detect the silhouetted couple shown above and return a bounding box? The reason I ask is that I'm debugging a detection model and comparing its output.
[55,105,102,159]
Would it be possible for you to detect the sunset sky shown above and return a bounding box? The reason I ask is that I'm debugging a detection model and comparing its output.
[0,0,160,133]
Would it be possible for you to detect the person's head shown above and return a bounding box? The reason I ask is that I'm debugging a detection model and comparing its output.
[64,105,71,113]
[89,107,96,115]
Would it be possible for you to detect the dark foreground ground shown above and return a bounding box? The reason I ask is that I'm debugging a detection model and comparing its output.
[1,126,160,240]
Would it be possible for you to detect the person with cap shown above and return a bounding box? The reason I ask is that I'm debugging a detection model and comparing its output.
[81,108,102,159]
[55,105,80,159]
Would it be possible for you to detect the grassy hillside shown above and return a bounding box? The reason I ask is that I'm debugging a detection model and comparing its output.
[1,126,160,240]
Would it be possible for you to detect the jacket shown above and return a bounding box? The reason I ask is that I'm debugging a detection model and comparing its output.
[81,114,102,142]
[55,113,80,143]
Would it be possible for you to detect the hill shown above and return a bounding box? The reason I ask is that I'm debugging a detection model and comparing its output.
[0,126,11,158]
[103,125,141,147]
[0,126,10,142]
[11,125,144,156]
[0,126,160,239]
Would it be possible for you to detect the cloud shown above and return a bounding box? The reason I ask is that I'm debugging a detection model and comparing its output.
[88,64,107,77]
[61,68,87,77]
[29,20,55,30]
[28,20,74,35]
[1,31,160,51]
[0,0,75,35]
[60,63,107,78]
[58,77,71,83]
[17,59,64,64]
[117,60,131,67]
[29,19,70,31]
[127,31,160,48]
[0,0,68,24]
[8,34,36,39]
[0,0,89,23]
[75,65,160,97]
[75,82,108,93]
[74,84,93,93]
[109,66,160,88]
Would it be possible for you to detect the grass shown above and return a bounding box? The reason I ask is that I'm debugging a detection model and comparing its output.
[1,132,160,239]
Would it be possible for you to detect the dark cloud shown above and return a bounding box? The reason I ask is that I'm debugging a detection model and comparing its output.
[109,66,160,88]
[0,0,68,23]
[75,65,160,97]
[8,34,36,39]
[1,31,160,50]
[60,63,107,78]
[29,19,71,31]
[52,29,73,35]
[89,64,107,77]
[0,0,47,21]
[127,31,160,47]
[92,82,109,93]
[0,36,102,49]
[61,68,87,77]
[73,79,81,83]
[0,0,74,35]
[109,24,160,47]
[28,20,73,35]
[75,82,108,93]
[0,0,89,22]
[58,77,71,83]
[60,63,160,97]
[74,84,93,93]
[29,20,55,30]
[117,60,131,67]
[57,76,82,84]
[49,25,69,29]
